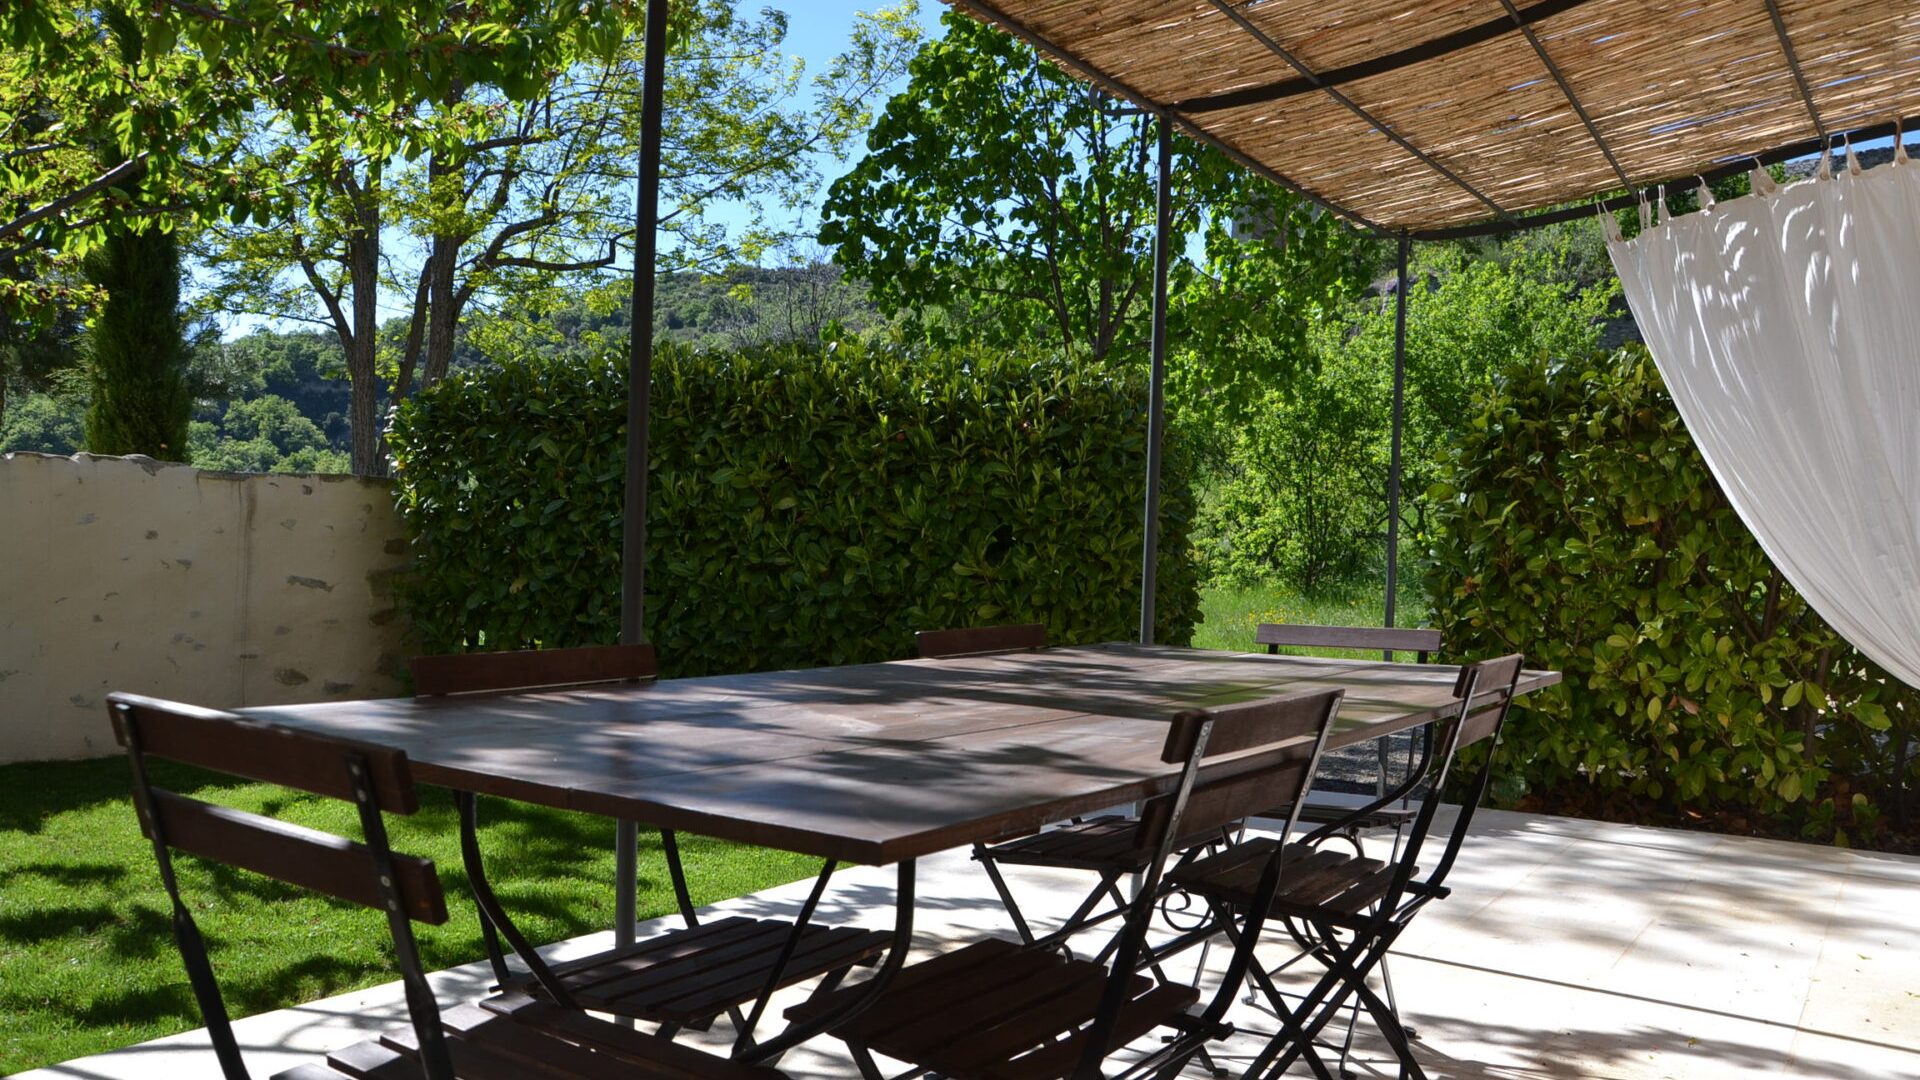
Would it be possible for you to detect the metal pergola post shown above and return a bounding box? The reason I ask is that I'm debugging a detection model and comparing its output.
[1138,116,1174,646]
[615,0,670,951]
[1384,233,1410,646]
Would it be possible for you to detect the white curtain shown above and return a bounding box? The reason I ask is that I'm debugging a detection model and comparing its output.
[1606,147,1920,688]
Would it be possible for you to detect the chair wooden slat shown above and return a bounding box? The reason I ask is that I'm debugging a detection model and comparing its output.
[145,790,447,925]
[411,643,658,697]
[986,983,1200,1080]
[915,623,1048,659]
[1161,687,1343,762]
[478,993,787,1080]
[109,692,417,814]
[1255,623,1441,655]
[1137,757,1310,848]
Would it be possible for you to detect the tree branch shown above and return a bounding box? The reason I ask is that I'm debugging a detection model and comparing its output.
[0,154,149,244]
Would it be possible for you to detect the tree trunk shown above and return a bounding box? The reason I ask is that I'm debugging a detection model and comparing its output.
[344,186,385,476]
[422,234,461,387]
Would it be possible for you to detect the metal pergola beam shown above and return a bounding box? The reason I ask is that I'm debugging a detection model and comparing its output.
[1497,0,1633,192]
[1384,234,1410,637]
[1138,118,1173,645]
[1411,115,1915,241]
[1176,0,1596,114]
[947,0,1387,233]
[1203,0,1517,228]
[615,0,670,952]
[1764,0,1828,144]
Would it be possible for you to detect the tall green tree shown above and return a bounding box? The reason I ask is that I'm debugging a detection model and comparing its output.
[82,225,191,458]
[0,2,634,311]
[822,11,1375,413]
[200,0,920,474]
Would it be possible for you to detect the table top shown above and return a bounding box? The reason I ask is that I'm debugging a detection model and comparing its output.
[243,644,1560,865]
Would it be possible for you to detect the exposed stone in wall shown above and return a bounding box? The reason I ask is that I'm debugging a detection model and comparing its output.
[0,453,410,762]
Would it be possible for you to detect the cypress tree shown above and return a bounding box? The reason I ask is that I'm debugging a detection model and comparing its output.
[82,226,193,461]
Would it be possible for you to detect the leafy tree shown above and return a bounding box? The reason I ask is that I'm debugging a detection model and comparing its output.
[0,258,85,424]
[200,0,920,475]
[189,394,348,474]
[0,375,88,455]
[82,225,192,459]
[1199,242,1614,593]
[823,11,1375,407]
[0,1,633,311]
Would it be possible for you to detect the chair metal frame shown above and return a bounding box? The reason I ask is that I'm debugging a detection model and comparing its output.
[1238,655,1526,1080]
[110,693,463,1080]
[795,687,1345,1080]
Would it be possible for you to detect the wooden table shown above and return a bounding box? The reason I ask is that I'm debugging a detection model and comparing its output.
[245,644,1558,866]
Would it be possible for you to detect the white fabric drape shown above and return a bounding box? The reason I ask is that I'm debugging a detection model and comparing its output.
[1606,148,1920,688]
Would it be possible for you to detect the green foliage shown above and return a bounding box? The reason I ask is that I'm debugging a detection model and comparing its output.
[0,1,633,297]
[188,395,349,474]
[0,377,88,456]
[1201,346,1386,593]
[1199,244,1613,595]
[82,227,191,460]
[1427,346,1918,844]
[389,340,1199,673]
[822,11,1371,402]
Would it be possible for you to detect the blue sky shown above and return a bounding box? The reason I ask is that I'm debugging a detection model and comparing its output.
[696,1,949,251]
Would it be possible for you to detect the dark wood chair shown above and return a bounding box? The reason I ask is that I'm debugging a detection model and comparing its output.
[915,622,1048,659]
[917,624,1140,949]
[408,645,891,1036]
[788,686,1346,1080]
[106,691,785,1080]
[1255,624,1443,837]
[1173,654,1526,1080]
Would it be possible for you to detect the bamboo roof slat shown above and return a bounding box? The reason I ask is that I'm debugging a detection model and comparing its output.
[946,0,1920,235]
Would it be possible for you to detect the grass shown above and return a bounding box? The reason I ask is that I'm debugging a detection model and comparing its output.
[0,757,819,1074]
[1191,579,1429,657]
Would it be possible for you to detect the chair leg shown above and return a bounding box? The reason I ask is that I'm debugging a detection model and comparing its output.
[453,792,512,986]
[974,844,1038,945]
[1354,980,1427,1080]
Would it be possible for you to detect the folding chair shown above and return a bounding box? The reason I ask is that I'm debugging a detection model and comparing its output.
[410,644,890,1037]
[787,685,1345,1080]
[1171,654,1526,1080]
[1249,624,1442,1061]
[1255,623,1443,847]
[919,623,1174,952]
[106,691,785,1080]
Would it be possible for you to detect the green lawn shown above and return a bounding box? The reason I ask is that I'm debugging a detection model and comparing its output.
[0,757,819,1074]
[1191,581,1430,656]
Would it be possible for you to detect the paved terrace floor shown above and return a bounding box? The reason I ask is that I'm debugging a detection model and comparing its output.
[19,809,1919,1079]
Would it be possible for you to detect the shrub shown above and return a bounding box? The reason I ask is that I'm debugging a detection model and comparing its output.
[1426,346,1917,844]
[1197,244,1613,596]
[388,339,1199,676]
[1200,349,1386,592]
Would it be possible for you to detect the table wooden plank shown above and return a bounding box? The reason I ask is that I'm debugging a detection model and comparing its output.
[242,643,1558,863]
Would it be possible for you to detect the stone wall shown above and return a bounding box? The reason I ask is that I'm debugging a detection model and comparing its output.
[0,453,409,763]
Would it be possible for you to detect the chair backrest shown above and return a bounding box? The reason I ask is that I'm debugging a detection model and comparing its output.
[1255,623,1442,663]
[1136,688,1345,855]
[411,642,657,696]
[915,623,1048,659]
[1079,688,1343,1075]
[108,692,456,1080]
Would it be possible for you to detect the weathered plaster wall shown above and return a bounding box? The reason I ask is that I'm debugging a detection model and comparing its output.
[0,452,409,762]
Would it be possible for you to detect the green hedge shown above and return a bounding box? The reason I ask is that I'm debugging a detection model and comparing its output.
[388,340,1198,677]
[1426,346,1916,845]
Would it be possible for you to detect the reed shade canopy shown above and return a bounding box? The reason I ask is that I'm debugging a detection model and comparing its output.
[941,0,1920,237]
